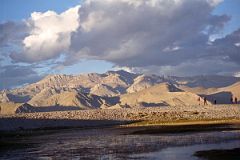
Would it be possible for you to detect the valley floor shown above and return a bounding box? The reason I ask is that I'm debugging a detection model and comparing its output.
[0,105,240,131]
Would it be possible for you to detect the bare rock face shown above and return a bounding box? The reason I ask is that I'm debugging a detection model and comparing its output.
[127,75,165,93]
[15,103,36,113]
[45,91,102,109]
[220,82,240,98]
[28,87,73,106]
[7,70,140,102]
[204,82,240,104]
[29,90,109,110]
[115,82,204,108]
[179,81,240,104]
[1,70,240,113]
[90,84,119,97]
[0,90,10,103]
[0,102,35,114]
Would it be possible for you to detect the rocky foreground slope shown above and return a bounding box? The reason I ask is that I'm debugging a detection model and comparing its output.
[0,105,239,131]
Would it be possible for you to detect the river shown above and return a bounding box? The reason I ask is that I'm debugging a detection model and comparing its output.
[1,125,240,160]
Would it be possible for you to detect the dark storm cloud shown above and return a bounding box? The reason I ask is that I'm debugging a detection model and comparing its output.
[0,65,42,89]
[0,21,28,47]
[66,0,238,75]
[0,0,240,81]
[211,28,240,64]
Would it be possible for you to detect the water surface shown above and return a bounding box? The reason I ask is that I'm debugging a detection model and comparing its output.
[1,126,240,160]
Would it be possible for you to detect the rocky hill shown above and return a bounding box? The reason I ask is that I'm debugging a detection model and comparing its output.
[112,82,204,108]
[0,102,36,114]
[205,82,240,104]
[0,70,239,113]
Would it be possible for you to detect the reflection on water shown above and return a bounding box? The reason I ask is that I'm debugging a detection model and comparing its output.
[1,127,240,160]
[131,140,240,160]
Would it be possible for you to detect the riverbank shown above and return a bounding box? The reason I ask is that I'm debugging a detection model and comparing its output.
[194,148,240,160]
[0,105,240,131]
[1,122,240,160]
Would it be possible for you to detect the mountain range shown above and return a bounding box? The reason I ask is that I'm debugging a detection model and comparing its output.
[0,70,239,114]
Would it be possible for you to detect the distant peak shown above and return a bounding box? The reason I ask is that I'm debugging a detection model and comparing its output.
[43,74,73,80]
[107,70,138,76]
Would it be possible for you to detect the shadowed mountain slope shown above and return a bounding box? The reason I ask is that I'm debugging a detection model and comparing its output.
[0,71,239,112]
[112,82,204,108]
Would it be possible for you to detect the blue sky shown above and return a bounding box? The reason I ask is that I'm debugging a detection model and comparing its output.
[1,0,240,33]
[1,0,81,21]
[1,0,239,75]
[213,0,240,36]
[1,0,114,74]
[0,0,240,89]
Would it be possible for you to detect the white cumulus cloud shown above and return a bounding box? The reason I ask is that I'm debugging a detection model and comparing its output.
[67,0,231,68]
[1,0,239,77]
[11,5,80,62]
